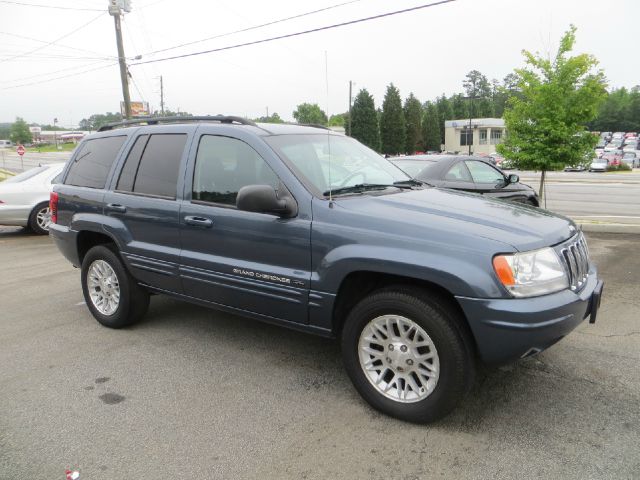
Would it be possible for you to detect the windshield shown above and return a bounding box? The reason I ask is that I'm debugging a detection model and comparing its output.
[265,134,410,196]
[2,166,47,184]
[391,160,435,177]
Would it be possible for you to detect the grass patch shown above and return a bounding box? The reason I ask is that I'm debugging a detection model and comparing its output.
[30,143,78,153]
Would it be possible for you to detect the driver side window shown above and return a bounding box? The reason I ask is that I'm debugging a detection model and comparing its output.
[444,162,473,182]
[465,160,504,183]
[193,135,279,206]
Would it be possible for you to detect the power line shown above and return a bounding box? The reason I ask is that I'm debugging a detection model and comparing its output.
[0,31,116,59]
[142,0,363,58]
[0,62,118,90]
[131,0,455,66]
[0,0,102,10]
[0,59,112,85]
[0,12,106,63]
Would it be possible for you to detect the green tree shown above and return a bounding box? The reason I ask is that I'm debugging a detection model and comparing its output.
[350,89,380,151]
[422,102,441,151]
[435,95,453,144]
[380,83,406,155]
[256,112,284,123]
[497,25,607,198]
[403,93,423,153]
[451,94,469,119]
[292,103,327,125]
[10,118,32,144]
[79,112,123,131]
[328,112,347,128]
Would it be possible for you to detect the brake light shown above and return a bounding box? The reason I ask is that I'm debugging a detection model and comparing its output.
[50,192,59,224]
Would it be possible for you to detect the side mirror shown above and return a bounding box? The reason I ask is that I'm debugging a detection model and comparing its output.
[236,185,295,217]
[507,174,519,184]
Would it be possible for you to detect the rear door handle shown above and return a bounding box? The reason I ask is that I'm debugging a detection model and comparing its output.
[106,203,126,213]
[184,215,213,228]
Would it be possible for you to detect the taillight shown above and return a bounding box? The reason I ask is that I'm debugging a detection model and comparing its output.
[50,192,59,224]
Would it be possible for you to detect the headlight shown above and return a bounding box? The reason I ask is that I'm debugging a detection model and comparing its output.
[493,247,568,297]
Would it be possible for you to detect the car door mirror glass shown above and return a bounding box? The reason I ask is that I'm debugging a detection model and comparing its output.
[508,174,519,184]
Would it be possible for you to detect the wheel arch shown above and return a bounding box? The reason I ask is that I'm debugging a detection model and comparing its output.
[331,270,478,354]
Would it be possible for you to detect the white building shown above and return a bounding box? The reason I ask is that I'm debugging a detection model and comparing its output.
[444,118,505,155]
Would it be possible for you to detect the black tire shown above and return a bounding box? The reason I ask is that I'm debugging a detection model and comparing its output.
[28,201,51,235]
[341,286,475,423]
[81,245,149,328]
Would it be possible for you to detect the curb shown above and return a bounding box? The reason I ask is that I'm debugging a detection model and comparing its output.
[576,222,640,234]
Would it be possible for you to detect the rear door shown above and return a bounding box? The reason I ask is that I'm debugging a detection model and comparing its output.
[179,133,311,324]
[103,128,193,293]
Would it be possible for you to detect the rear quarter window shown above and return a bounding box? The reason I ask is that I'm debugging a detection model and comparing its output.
[64,136,126,189]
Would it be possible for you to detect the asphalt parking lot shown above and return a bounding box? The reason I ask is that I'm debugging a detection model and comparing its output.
[1,228,638,479]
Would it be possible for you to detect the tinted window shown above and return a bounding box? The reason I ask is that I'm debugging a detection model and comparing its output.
[465,160,504,183]
[116,134,149,192]
[392,160,434,177]
[65,136,126,188]
[444,162,473,182]
[133,134,187,198]
[193,135,279,206]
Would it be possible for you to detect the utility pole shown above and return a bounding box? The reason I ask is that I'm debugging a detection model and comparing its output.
[348,80,353,136]
[160,75,165,115]
[109,0,132,119]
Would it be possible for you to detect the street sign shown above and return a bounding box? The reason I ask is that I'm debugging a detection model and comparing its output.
[16,145,25,156]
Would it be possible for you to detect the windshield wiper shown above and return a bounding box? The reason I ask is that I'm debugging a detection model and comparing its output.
[323,183,402,197]
[393,179,431,187]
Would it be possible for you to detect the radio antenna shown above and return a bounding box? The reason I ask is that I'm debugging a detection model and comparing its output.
[325,50,332,202]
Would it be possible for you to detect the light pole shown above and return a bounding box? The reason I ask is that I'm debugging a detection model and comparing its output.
[53,117,58,150]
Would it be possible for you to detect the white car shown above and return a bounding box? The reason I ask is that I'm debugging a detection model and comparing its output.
[589,158,608,172]
[0,163,65,234]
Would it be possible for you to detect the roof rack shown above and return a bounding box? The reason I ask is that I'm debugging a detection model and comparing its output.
[97,115,257,132]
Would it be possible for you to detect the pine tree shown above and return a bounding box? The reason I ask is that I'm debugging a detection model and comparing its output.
[350,89,380,151]
[403,93,423,153]
[380,83,406,155]
[422,103,441,151]
[435,95,453,144]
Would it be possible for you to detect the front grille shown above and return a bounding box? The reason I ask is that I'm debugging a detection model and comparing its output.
[559,233,590,291]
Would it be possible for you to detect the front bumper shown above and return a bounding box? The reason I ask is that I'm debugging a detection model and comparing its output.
[456,267,602,364]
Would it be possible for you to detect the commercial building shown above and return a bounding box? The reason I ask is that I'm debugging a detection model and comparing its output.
[444,118,505,155]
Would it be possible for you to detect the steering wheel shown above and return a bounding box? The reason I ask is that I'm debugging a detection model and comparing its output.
[337,170,367,188]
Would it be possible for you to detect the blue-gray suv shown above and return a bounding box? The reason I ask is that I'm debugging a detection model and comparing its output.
[50,116,604,423]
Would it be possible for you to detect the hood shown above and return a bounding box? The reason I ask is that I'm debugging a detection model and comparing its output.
[338,187,576,251]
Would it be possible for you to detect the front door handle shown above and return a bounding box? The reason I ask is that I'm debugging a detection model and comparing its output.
[184,215,213,228]
[106,203,127,213]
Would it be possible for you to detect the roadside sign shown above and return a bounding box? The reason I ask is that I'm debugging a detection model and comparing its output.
[16,145,25,156]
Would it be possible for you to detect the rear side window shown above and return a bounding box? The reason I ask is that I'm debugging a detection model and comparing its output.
[65,136,126,189]
[116,134,149,192]
[117,134,186,198]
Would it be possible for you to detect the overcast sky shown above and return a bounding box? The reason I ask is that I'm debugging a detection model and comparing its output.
[0,0,637,126]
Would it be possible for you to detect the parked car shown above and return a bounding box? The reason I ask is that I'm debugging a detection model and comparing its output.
[391,155,539,206]
[564,164,587,172]
[589,157,609,172]
[49,116,603,423]
[621,152,638,168]
[0,139,14,148]
[0,163,64,233]
[612,132,625,140]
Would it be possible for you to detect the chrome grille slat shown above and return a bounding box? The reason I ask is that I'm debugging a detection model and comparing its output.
[559,233,590,291]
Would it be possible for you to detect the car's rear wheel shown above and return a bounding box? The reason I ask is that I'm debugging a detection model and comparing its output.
[81,245,149,328]
[341,286,475,423]
[28,202,52,235]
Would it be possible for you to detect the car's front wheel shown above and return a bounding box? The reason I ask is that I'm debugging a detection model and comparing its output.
[81,245,149,328]
[341,287,475,423]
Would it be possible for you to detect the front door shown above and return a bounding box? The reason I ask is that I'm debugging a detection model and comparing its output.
[465,160,526,202]
[179,134,311,324]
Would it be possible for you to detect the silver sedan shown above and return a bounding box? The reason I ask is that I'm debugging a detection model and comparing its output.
[0,163,65,234]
